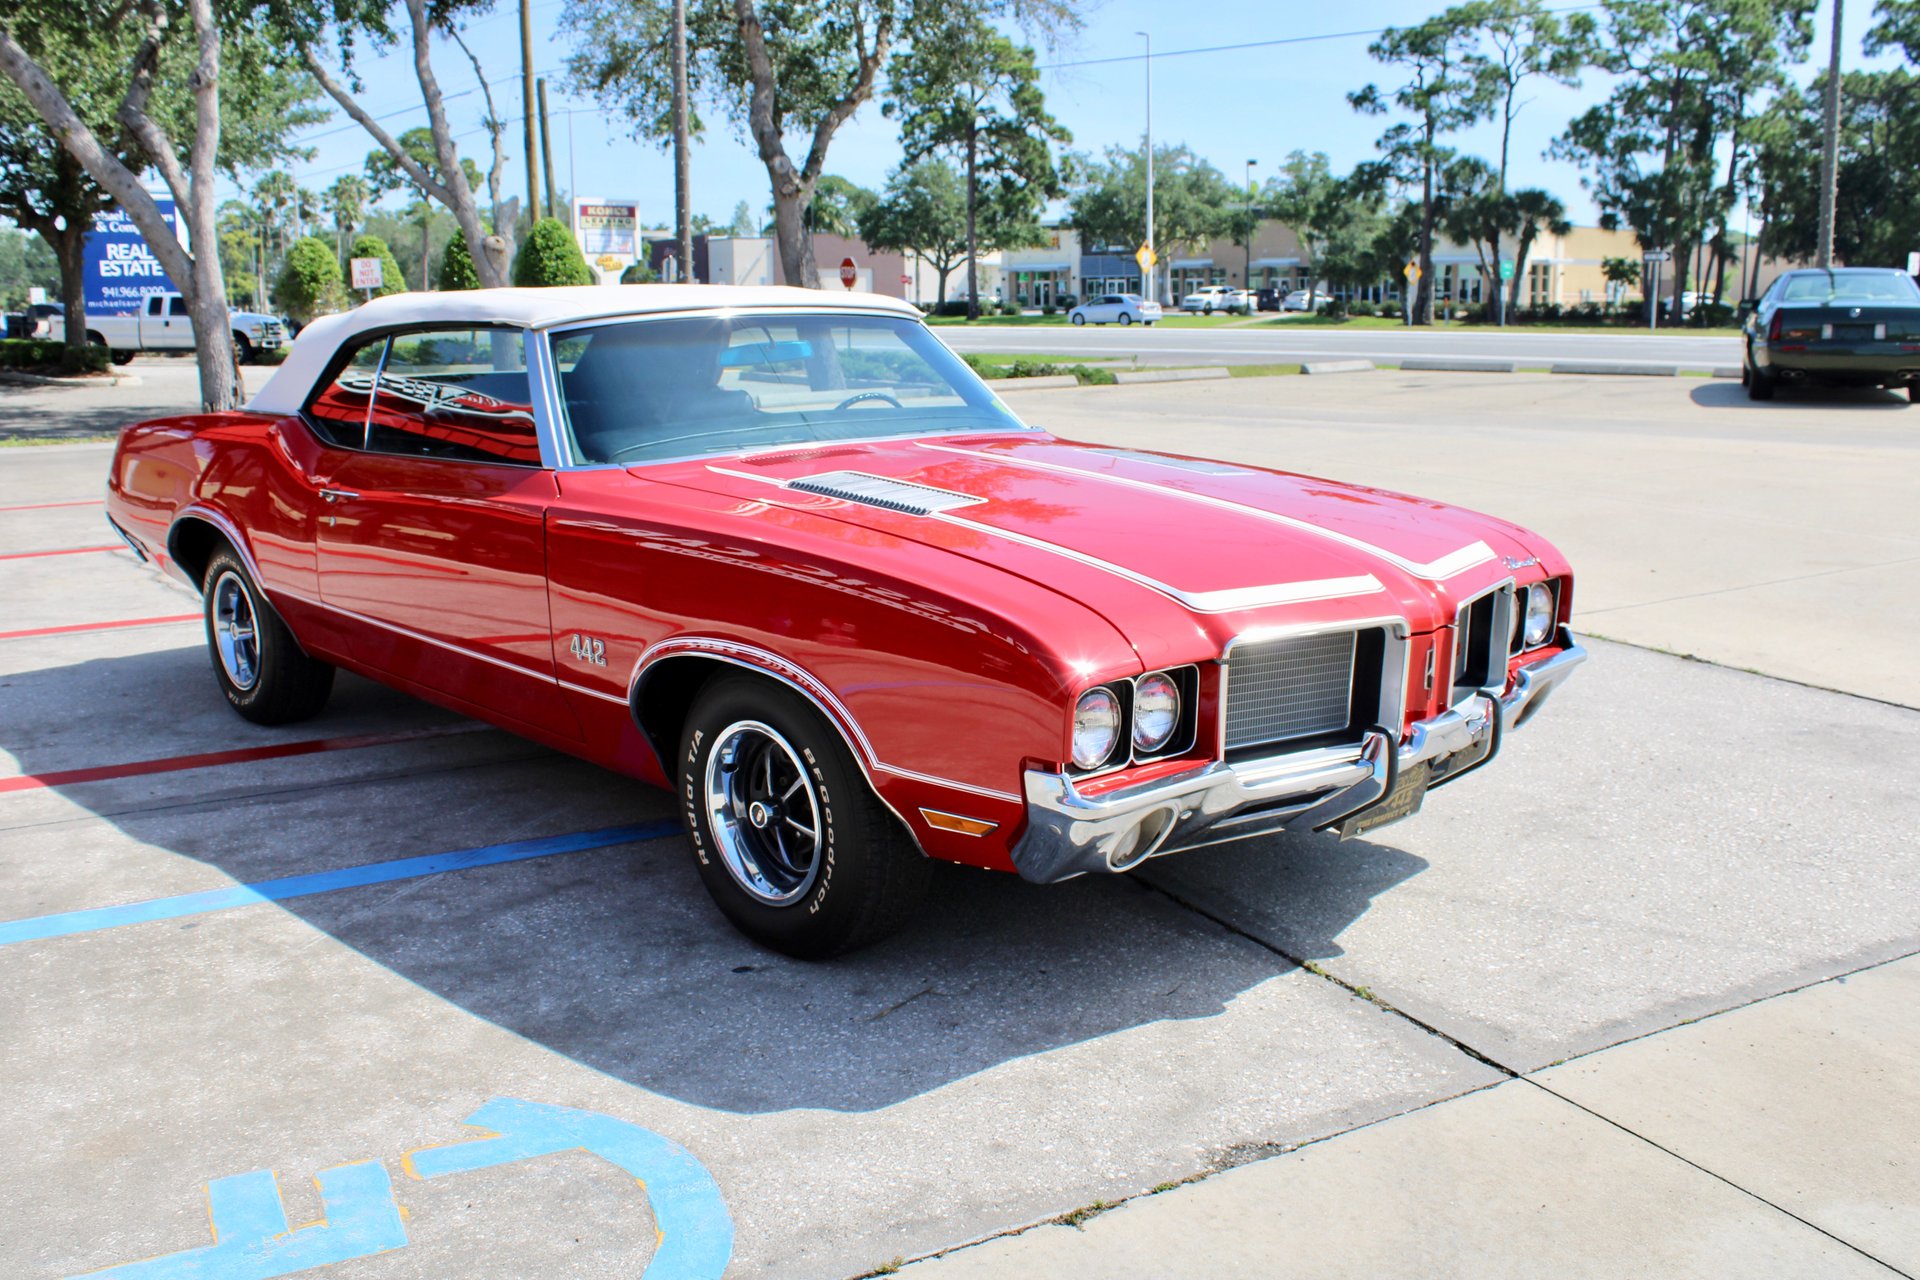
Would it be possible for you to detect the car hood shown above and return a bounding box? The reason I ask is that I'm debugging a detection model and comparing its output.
[642,430,1560,666]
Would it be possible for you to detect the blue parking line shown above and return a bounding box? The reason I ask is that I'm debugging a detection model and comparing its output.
[0,821,681,948]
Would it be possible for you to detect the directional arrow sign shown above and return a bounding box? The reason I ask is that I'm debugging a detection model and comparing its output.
[407,1098,732,1280]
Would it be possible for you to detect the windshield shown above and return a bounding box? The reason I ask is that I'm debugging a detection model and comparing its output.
[1780,271,1920,304]
[551,312,1026,465]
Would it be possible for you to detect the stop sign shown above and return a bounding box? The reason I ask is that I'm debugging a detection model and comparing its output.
[839,257,857,289]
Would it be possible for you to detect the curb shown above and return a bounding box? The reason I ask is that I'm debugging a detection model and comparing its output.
[1302,360,1375,376]
[1396,357,1518,373]
[1549,362,1679,377]
[1112,366,1231,384]
[1710,366,1741,379]
[0,369,144,388]
[990,374,1081,391]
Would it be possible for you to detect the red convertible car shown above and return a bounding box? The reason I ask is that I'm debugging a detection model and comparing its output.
[105,287,1584,956]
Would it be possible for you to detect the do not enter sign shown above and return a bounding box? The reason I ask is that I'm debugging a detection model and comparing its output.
[839,257,857,289]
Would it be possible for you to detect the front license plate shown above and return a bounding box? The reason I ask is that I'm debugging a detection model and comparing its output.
[1338,762,1430,839]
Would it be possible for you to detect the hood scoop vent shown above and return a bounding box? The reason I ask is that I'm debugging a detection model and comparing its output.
[785,470,983,516]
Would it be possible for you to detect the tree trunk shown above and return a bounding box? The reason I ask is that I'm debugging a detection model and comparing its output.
[1416,146,1437,325]
[936,265,950,310]
[49,224,87,357]
[964,123,980,322]
[769,183,817,288]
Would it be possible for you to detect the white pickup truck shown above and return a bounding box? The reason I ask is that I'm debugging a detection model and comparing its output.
[52,292,288,365]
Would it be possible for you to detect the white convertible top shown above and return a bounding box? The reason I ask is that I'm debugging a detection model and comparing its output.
[246,284,922,417]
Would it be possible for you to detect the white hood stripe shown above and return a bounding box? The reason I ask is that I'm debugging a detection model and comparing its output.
[918,442,1496,582]
[705,464,1385,613]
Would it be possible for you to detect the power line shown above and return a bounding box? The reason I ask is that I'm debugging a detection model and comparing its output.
[1035,6,1604,72]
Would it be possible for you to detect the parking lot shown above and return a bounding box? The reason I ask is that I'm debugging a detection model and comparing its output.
[3,364,1918,1277]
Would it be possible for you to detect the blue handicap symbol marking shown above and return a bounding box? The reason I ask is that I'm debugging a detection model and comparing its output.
[73,1098,731,1280]
[408,1098,734,1280]
[85,1161,405,1278]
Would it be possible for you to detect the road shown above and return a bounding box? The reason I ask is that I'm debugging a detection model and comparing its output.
[937,321,1744,368]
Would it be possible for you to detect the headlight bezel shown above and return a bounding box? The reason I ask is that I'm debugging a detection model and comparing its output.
[1068,666,1199,775]
[1521,580,1559,650]
[1070,686,1124,771]
[1132,671,1182,753]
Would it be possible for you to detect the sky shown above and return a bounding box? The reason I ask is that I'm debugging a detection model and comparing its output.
[265,0,1903,232]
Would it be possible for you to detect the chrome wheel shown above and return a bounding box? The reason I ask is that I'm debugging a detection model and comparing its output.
[703,719,823,906]
[210,569,260,691]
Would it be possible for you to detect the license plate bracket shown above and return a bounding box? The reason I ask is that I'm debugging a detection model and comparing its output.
[1338,760,1430,839]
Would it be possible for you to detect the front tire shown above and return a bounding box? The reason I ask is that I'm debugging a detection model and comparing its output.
[202,547,334,724]
[679,674,930,958]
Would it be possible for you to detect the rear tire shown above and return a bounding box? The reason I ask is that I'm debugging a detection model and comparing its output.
[202,547,334,725]
[232,333,254,365]
[1747,361,1776,401]
[679,674,930,958]
[1119,313,1133,326]
[1071,313,1086,326]
[1908,383,1917,404]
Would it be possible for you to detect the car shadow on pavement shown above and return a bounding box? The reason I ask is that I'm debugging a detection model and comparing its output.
[1687,381,1913,410]
[4,645,1426,1116]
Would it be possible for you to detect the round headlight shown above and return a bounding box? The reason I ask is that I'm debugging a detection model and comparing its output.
[1071,687,1122,770]
[1523,582,1556,648]
[1133,672,1181,753]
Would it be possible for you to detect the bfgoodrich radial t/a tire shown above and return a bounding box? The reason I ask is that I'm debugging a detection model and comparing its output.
[679,674,930,957]
[202,546,334,725]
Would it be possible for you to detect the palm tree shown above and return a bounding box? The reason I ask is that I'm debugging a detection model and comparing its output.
[252,170,297,287]
[1506,188,1570,315]
[324,175,370,264]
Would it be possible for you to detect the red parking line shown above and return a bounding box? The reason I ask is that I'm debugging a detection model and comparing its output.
[0,614,200,641]
[0,723,489,794]
[0,500,105,513]
[0,545,120,561]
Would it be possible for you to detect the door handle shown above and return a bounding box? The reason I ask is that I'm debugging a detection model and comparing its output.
[319,488,360,503]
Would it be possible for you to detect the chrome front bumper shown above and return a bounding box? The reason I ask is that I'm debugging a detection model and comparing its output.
[1009,631,1588,883]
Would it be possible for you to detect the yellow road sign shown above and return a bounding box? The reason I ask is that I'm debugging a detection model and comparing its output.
[1403,261,1422,281]
[1136,245,1157,271]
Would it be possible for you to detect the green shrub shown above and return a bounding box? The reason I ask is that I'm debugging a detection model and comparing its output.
[999,300,1021,316]
[1348,300,1377,317]
[620,260,658,284]
[0,338,110,375]
[349,234,407,296]
[275,236,346,324]
[512,217,593,287]
[438,230,480,291]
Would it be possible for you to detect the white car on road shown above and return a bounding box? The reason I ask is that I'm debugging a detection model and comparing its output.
[1067,293,1162,326]
[1180,285,1247,314]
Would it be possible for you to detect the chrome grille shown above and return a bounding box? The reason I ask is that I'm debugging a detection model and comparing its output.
[1225,630,1357,750]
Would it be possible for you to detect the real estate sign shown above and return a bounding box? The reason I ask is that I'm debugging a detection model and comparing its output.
[573,200,639,284]
[84,200,181,315]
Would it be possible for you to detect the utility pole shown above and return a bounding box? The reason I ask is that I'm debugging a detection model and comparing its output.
[1137,31,1153,305]
[1815,0,1844,267]
[673,0,694,282]
[537,78,558,222]
[521,0,540,225]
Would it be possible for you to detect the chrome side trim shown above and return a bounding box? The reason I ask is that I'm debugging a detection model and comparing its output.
[275,587,559,685]
[628,636,1022,805]
[168,505,263,593]
[557,677,630,706]
[918,441,1498,581]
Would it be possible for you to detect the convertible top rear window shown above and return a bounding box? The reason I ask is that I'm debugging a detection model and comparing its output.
[552,313,1025,465]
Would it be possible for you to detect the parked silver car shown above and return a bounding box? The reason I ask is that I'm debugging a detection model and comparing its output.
[1282,289,1332,312]
[1067,293,1162,326]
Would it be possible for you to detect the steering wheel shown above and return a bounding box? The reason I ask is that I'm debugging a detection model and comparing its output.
[833,390,904,411]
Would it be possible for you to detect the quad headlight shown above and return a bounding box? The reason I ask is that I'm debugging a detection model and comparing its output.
[1523,581,1556,649]
[1072,687,1123,770]
[1133,672,1182,752]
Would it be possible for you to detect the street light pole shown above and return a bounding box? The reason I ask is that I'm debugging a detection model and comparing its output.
[1137,31,1153,305]
[1244,159,1257,296]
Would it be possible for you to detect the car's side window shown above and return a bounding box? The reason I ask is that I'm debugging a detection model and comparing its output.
[364,328,541,466]
[168,297,190,317]
[305,335,389,447]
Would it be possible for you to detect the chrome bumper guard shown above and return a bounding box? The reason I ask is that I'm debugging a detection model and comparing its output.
[1009,631,1588,883]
